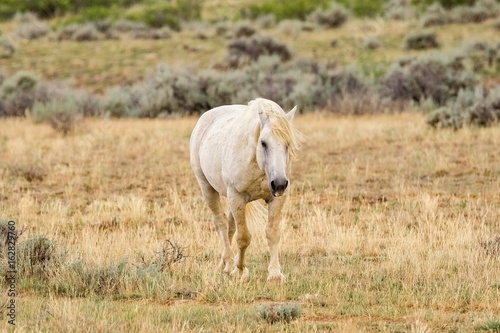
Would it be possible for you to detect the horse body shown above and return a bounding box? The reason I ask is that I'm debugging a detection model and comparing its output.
[190,98,299,282]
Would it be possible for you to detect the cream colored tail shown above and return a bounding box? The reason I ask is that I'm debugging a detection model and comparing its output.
[245,200,268,228]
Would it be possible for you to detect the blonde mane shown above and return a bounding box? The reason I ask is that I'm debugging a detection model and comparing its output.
[249,98,302,159]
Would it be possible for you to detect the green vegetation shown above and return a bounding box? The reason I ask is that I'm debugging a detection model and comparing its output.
[0,3,499,126]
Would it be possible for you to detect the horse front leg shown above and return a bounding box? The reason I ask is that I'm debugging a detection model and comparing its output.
[266,196,286,283]
[228,191,251,282]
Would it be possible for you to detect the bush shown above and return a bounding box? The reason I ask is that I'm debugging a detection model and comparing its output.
[56,23,108,41]
[103,64,209,117]
[0,36,15,58]
[450,0,499,24]
[54,259,129,296]
[458,41,500,73]
[16,236,58,278]
[420,2,449,26]
[403,30,440,50]
[278,19,303,37]
[233,22,258,38]
[427,86,500,129]
[384,0,415,20]
[380,54,477,106]
[31,97,83,135]
[111,19,149,32]
[225,35,292,68]
[256,14,277,29]
[364,36,382,49]
[13,12,49,40]
[1,70,39,117]
[421,0,499,26]
[130,27,172,39]
[257,303,302,324]
[307,2,349,28]
[71,23,103,41]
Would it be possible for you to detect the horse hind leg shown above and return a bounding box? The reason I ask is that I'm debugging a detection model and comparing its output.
[199,182,234,273]
[226,207,236,244]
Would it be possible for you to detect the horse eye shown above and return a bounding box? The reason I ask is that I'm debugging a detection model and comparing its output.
[261,141,267,149]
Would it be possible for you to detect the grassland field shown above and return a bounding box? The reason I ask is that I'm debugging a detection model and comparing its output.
[0,112,498,332]
[0,1,500,332]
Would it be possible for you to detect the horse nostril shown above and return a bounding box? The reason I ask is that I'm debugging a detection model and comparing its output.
[284,180,289,189]
[271,180,276,191]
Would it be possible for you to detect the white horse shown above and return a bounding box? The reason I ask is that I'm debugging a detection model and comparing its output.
[190,98,301,282]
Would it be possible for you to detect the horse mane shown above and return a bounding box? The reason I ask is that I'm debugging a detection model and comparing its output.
[248,98,302,159]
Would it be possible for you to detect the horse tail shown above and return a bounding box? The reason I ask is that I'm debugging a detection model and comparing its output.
[245,201,267,228]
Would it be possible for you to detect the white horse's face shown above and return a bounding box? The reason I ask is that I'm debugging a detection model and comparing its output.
[256,107,296,197]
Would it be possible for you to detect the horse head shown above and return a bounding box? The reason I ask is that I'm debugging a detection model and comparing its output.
[256,104,297,197]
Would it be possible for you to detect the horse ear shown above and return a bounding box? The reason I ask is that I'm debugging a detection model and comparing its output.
[286,105,297,123]
[258,110,270,129]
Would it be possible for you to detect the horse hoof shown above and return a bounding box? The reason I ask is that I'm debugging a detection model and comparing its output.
[231,267,250,282]
[267,272,286,283]
[218,258,234,273]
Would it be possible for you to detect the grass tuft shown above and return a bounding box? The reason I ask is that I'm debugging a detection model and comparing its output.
[257,303,303,324]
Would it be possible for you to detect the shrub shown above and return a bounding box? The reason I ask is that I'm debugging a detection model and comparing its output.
[225,35,292,68]
[363,36,381,49]
[16,236,58,278]
[476,319,500,332]
[51,259,129,296]
[421,0,499,26]
[0,36,15,58]
[451,0,498,24]
[307,2,349,28]
[257,303,302,324]
[71,23,103,41]
[136,239,186,272]
[233,22,257,38]
[55,24,79,40]
[427,86,500,129]
[380,54,477,106]
[31,97,83,135]
[1,70,39,117]
[384,0,415,20]
[403,30,440,50]
[103,64,209,117]
[111,19,149,33]
[14,13,49,40]
[278,19,303,37]
[420,3,449,27]
[130,27,172,40]
[101,86,138,118]
[256,14,277,29]
[56,23,108,41]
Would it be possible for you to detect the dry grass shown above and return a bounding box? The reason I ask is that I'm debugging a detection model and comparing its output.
[0,113,499,332]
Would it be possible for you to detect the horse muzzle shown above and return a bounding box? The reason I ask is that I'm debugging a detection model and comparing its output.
[270,179,288,197]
